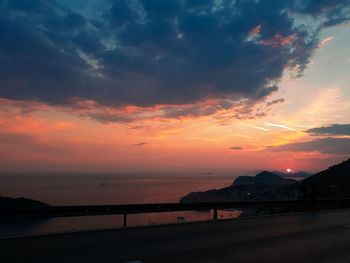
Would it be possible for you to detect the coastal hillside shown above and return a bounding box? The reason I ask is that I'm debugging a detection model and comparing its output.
[180,159,350,203]
[0,197,49,208]
[180,171,300,203]
[302,159,350,198]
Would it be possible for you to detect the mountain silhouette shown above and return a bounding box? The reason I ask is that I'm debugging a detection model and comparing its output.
[180,171,299,203]
[181,159,350,203]
[302,158,350,199]
[0,197,49,208]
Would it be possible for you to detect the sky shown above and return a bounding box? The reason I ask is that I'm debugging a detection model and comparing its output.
[0,0,349,173]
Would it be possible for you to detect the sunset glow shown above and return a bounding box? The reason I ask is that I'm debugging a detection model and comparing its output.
[2,2,350,260]
[0,1,349,174]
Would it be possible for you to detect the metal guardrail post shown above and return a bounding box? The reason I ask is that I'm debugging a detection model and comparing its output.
[123,213,127,228]
[213,208,218,221]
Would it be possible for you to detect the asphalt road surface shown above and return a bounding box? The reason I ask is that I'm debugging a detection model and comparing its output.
[2,209,350,263]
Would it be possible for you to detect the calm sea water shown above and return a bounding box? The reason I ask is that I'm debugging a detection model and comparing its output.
[0,172,240,237]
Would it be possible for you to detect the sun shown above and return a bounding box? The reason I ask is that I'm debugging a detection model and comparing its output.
[286,168,292,173]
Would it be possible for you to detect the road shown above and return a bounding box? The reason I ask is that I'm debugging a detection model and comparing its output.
[2,209,350,262]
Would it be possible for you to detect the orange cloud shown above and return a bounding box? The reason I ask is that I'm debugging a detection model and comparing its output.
[262,33,296,47]
[319,36,335,47]
[248,25,262,37]
[53,121,78,130]
[0,92,342,173]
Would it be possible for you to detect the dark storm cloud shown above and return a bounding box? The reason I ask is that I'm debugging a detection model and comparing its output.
[306,124,350,136]
[268,137,350,154]
[132,142,147,146]
[229,146,243,150]
[0,0,349,109]
[266,98,285,107]
[81,112,135,124]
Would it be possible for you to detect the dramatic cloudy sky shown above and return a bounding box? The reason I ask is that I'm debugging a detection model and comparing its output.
[0,0,349,173]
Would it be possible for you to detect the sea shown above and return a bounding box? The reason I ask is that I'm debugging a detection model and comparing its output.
[0,172,242,238]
